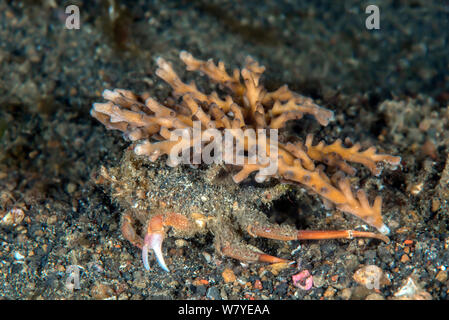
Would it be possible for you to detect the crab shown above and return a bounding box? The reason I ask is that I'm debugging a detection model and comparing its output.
[96,149,389,272]
[91,52,398,272]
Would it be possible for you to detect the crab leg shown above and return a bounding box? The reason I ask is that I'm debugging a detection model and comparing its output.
[121,213,144,249]
[214,220,293,264]
[220,243,292,264]
[247,224,390,243]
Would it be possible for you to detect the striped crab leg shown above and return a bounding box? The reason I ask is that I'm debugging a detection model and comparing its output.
[247,223,390,243]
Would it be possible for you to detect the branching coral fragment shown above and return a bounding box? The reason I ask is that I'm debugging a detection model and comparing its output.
[92,51,400,241]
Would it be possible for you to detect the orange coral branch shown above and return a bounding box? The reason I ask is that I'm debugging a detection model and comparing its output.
[305,134,401,176]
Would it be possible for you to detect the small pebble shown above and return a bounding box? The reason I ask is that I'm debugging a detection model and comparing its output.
[393,277,432,300]
[14,251,25,260]
[202,251,212,263]
[175,239,187,248]
[312,274,325,288]
[47,215,58,225]
[274,282,288,296]
[90,283,114,300]
[353,265,387,289]
[265,262,289,275]
[351,286,372,300]
[365,293,384,300]
[435,270,448,283]
[222,268,236,283]
[431,198,441,212]
[206,286,221,300]
[323,286,336,298]
[56,265,65,272]
[254,279,263,290]
[196,285,207,296]
[67,183,77,194]
[1,208,25,226]
[340,288,352,300]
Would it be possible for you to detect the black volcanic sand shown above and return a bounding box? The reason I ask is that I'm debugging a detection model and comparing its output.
[0,1,448,300]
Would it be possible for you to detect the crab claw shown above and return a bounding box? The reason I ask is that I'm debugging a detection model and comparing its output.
[142,233,169,272]
[142,215,170,272]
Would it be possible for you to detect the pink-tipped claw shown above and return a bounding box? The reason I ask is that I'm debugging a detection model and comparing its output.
[142,233,170,272]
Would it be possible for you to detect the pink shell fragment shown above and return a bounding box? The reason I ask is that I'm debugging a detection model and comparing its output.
[292,270,313,290]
